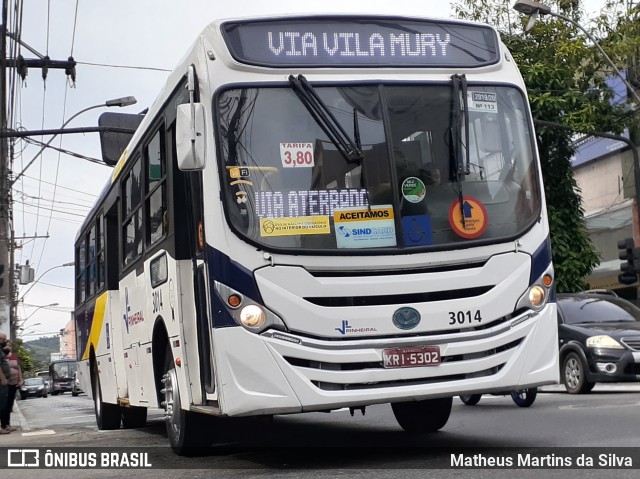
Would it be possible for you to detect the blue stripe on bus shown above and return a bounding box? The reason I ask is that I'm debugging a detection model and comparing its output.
[207,247,264,328]
[530,235,554,299]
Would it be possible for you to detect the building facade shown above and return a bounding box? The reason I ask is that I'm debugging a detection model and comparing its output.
[59,315,76,359]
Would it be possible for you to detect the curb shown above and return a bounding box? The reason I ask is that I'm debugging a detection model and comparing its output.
[12,400,31,432]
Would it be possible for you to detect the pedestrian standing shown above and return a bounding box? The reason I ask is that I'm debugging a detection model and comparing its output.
[1,340,22,432]
[0,330,10,435]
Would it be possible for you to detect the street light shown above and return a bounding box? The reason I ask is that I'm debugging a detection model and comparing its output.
[18,327,51,339]
[19,322,41,330]
[10,95,137,186]
[10,262,73,339]
[512,0,640,105]
[18,262,74,302]
[17,303,59,328]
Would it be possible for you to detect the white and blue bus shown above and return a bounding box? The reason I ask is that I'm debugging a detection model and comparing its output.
[74,8,559,454]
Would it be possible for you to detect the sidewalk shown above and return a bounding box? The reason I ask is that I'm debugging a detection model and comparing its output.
[9,399,30,432]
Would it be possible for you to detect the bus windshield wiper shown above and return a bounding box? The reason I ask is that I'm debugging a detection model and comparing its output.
[450,73,470,228]
[289,74,363,165]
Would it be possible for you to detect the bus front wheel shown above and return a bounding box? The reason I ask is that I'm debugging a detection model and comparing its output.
[391,397,453,433]
[162,354,207,454]
[92,372,121,430]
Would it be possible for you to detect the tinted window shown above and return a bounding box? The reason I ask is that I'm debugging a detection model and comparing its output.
[558,296,640,324]
[217,84,540,252]
[122,157,144,267]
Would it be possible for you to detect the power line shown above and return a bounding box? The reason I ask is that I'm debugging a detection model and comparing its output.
[18,173,99,198]
[15,201,87,217]
[14,197,92,215]
[22,136,106,164]
[75,60,171,72]
[14,188,94,208]
[13,208,83,224]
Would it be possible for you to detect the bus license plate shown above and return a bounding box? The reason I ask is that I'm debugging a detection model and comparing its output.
[383,346,441,369]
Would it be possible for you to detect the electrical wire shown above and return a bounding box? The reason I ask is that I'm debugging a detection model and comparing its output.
[29,0,83,275]
[22,137,107,165]
[19,174,99,199]
[70,0,79,57]
[13,209,83,225]
[75,60,171,72]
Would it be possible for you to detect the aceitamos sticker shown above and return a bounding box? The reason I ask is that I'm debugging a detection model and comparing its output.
[334,205,396,248]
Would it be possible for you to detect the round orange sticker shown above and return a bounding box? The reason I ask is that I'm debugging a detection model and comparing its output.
[448,195,488,239]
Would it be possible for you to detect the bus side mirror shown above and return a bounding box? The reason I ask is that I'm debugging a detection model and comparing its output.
[176,103,206,170]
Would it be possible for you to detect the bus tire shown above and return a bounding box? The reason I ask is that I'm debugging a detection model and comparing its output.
[511,388,537,407]
[122,406,148,429]
[391,397,453,433]
[93,372,121,430]
[459,394,482,405]
[163,351,207,454]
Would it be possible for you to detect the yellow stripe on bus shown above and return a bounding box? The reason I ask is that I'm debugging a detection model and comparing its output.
[110,147,129,183]
[81,293,108,361]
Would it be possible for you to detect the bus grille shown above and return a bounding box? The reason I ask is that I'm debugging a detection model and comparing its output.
[304,286,493,307]
[280,337,522,391]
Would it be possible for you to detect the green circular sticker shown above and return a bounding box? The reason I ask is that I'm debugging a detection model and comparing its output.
[401,177,426,203]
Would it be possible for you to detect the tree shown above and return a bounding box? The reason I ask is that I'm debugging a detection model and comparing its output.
[13,339,36,376]
[453,0,639,292]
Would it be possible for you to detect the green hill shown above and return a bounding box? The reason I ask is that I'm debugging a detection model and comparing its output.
[23,335,59,370]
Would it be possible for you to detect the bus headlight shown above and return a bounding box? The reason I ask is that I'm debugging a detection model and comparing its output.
[516,266,554,312]
[240,305,266,329]
[215,281,286,333]
[528,285,545,307]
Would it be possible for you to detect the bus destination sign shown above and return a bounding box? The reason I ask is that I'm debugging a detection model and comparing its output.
[222,17,499,68]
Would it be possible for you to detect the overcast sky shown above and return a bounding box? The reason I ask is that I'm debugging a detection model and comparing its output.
[9,0,609,340]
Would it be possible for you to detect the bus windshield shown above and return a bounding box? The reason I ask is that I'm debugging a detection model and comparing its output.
[218,82,540,252]
[51,360,77,380]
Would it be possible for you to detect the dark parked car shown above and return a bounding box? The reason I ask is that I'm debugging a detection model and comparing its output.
[20,377,48,399]
[557,292,640,394]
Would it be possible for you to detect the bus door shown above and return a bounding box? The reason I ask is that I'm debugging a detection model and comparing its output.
[170,85,215,401]
[120,268,150,404]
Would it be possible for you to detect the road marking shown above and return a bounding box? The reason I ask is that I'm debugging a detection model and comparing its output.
[558,401,640,410]
[59,415,96,420]
[21,429,56,436]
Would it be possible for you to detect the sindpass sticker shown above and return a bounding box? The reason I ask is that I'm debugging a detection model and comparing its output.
[333,205,396,248]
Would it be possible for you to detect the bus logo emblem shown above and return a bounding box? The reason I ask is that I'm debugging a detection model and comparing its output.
[393,307,421,330]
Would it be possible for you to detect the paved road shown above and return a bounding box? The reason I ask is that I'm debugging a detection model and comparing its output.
[3,384,640,478]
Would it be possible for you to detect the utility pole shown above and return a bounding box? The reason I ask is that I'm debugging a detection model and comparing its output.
[0,0,76,339]
[626,0,640,298]
[1,0,11,335]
